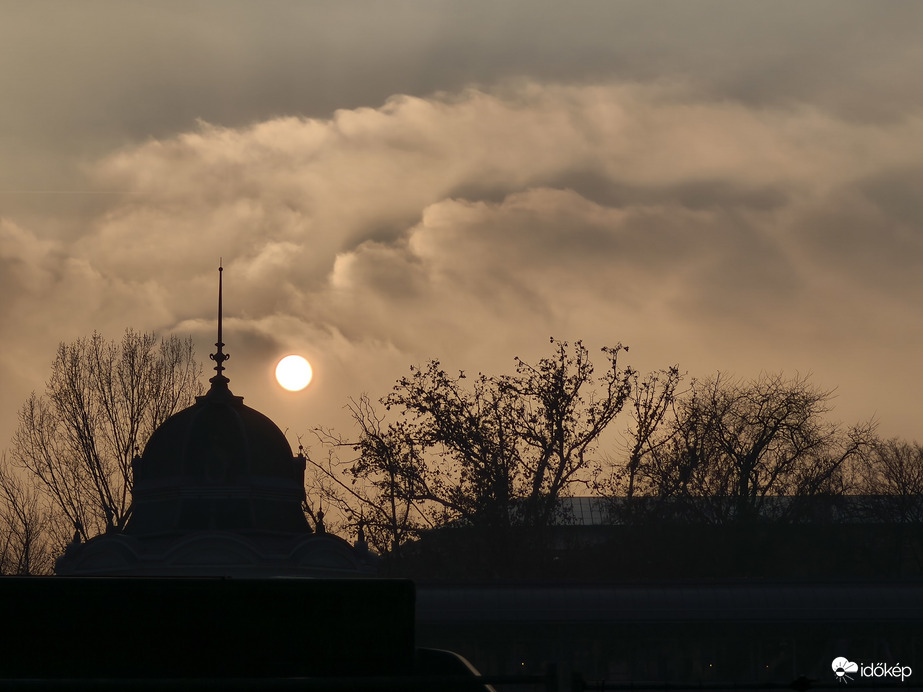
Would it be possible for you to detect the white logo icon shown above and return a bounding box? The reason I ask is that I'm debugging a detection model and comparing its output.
[832,657,859,684]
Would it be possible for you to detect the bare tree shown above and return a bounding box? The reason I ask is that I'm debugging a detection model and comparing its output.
[0,454,58,575]
[620,366,683,500]
[310,339,634,552]
[502,339,633,527]
[601,365,685,524]
[7,330,203,545]
[858,438,923,523]
[309,396,432,555]
[633,373,875,524]
[387,359,522,530]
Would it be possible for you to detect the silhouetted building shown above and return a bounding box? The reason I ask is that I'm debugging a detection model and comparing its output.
[55,267,374,577]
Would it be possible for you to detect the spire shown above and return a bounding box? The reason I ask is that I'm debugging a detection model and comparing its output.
[209,261,230,387]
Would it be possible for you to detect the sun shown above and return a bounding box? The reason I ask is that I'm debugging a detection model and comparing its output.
[275,355,313,391]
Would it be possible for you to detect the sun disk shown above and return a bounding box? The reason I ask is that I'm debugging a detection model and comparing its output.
[275,355,313,391]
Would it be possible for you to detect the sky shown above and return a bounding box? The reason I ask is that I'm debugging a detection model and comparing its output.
[2,1,923,458]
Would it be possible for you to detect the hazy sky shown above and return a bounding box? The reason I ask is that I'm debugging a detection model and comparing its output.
[3,1,923,455]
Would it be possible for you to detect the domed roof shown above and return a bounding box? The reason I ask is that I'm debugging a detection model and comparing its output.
[126,265,309,536]
[126,376,310,536]
[56,265,380,577]
[136,380,299,486]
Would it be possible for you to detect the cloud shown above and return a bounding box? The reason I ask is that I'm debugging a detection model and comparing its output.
[4,80,923,449]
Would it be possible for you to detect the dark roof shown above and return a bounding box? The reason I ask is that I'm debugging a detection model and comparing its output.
[126,379,309,535]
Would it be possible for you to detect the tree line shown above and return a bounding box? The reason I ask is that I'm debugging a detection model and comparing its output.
[307,339,917,561]
[2,331,921,574]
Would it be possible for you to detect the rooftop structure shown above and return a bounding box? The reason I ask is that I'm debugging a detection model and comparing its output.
[55,266,375,577]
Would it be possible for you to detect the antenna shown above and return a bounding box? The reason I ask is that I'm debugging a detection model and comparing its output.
[209,260,230,383]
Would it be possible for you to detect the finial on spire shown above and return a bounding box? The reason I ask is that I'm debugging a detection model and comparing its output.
[209,260,230,385]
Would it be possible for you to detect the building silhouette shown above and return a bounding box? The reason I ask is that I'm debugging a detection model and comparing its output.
[55,266,374,577]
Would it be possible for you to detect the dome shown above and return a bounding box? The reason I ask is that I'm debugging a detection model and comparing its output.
[56,265,378,577]
[126,378,310,535]
[136,381,302,486]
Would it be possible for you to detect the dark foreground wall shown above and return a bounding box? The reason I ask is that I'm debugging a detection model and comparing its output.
[0,577,416,680]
